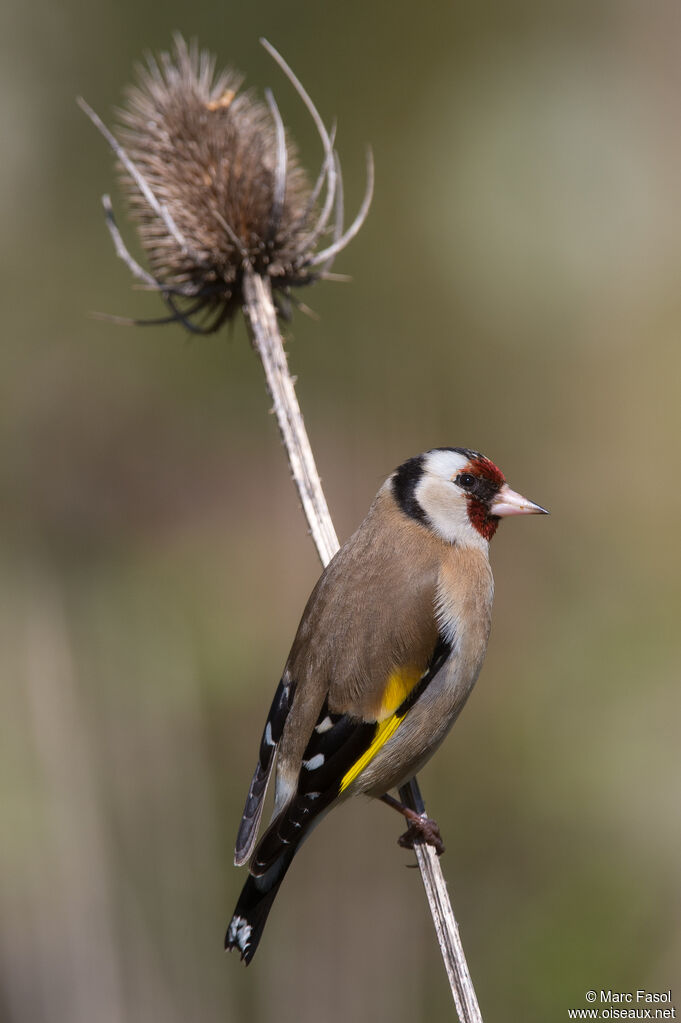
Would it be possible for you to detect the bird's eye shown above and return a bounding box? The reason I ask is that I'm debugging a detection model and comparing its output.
[456,473,476,490]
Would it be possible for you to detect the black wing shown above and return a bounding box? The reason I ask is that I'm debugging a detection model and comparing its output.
[250,635,450,875]
[234,675,296,865]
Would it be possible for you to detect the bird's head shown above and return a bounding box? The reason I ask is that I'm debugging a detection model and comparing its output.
[392,448,548,548]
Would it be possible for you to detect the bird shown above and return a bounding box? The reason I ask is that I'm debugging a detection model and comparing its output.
[225,447,547,963]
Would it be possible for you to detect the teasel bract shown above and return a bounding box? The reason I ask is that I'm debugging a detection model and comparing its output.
[80,35,373,332]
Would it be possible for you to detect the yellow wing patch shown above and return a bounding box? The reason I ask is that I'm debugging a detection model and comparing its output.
[377,665,423,718]
[339,665,425,794]
[340,710,406,793]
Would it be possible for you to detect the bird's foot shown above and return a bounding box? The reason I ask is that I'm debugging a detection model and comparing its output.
[397,815,445,856]
[379,793,445,855]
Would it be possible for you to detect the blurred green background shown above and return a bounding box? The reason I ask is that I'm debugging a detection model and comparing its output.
[1,1,680,1020]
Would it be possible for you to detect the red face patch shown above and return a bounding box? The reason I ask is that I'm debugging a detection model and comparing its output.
[462,455,505,540]
[466,498,499,540]
[467,455,505,486]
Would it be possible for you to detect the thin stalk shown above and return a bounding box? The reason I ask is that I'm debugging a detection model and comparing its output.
[399,778,484,1023]
[242,271,339,565]
[241,266,483,1022]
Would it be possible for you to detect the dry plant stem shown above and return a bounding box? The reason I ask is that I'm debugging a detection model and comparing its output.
[242,270,339,564]
[242,266,483,1023]
[399,779,484,1023]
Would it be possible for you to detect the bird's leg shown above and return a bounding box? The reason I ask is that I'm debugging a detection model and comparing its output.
[380,793,445,856]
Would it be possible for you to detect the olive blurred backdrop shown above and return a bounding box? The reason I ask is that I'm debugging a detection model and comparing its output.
[1,1,680,1021]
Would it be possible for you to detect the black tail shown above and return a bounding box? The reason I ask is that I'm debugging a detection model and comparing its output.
[226,781,338,963]
[225,847,296,964]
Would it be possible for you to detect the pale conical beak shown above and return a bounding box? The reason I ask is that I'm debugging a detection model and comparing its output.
[490,483,549,518]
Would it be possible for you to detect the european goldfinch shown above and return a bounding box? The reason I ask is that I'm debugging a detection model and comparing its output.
[226,447,547,963]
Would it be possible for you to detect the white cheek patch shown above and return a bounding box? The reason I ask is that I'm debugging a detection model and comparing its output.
[415,475,487,550]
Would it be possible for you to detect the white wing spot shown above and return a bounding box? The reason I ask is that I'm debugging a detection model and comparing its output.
[228,915,252,953]
[303,753,325,771]
[264,722,274,747]
[315,716,334,733]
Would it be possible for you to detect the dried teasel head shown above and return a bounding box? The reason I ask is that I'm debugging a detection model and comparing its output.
[79,35,373,333]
